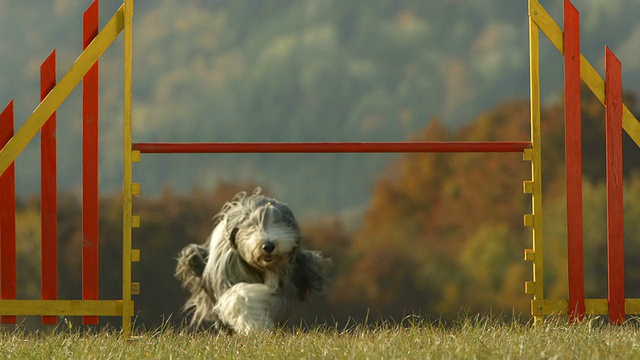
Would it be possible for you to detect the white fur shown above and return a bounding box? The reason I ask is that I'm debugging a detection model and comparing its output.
[213,283,276,333]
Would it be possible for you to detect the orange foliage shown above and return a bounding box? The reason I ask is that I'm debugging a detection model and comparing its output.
[332,101,533,317]
[330,91,640,320]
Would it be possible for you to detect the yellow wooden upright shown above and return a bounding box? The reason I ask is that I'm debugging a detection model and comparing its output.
[122,0,136,338]
[525,0,545,322]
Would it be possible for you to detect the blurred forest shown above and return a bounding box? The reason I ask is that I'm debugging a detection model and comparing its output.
[2,0,640,212]
[3,0,640,329]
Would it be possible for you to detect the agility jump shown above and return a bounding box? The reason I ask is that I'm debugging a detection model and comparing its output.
[0,0,639,336]
[0,0,135,336]
[528,0,640,324]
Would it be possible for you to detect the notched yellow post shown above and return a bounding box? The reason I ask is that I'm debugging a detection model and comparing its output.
[528,0,545,322]
[122,0,135,338]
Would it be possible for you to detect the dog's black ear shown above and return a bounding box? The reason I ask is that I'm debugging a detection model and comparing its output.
[175,244,209,293]
[188,245,209,277]
[293,249,330,300]
[229,227,239,250]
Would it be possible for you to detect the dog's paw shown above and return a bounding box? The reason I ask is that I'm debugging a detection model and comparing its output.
[214,283,277,333]
[242,284,277,328]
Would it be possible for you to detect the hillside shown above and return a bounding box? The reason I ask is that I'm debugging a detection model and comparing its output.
[2,0,640,213]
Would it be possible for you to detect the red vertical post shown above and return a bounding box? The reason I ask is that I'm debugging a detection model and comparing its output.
[605,47,625,324]
[0,100,17,324]
[564,0,585,323]
[40,50,58,325]
[83,0,100,325]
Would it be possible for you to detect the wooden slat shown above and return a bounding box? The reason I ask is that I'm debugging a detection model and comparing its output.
[605,47,625,325]
[0,300,129,316]
[40,50,58,325]
[533,299,640,316]
[0,4,124,177]
[532,299,610,316]
[532,299,566,316]
[0,100,17,324]
[625,299,640,314]
[563,0,585,323]
[82,0,100,326]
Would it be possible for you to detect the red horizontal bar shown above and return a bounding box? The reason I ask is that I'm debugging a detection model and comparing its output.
[132,141,531,154]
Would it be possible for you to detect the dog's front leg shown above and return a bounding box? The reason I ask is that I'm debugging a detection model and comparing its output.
[213,283,277,333]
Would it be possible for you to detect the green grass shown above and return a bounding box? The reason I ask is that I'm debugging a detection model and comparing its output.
[3,315,640,359]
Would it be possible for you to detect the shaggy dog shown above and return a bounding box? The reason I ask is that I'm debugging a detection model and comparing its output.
[175,189,327,333]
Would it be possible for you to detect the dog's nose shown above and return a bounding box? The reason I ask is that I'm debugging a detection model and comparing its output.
[262,240,275,254]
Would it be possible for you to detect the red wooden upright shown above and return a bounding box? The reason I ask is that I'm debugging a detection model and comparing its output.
[0,101,17,324]
[40,50,58,325]
[82,0,100,325]
[605,47,625,325]
[563,0,585,323]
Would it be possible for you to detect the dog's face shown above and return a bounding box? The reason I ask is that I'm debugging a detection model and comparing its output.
[231,199,300,271]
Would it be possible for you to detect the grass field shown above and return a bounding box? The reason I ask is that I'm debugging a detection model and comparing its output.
[2,315,640,359]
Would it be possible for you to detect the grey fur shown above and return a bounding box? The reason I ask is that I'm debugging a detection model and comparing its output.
[175,188,328,332]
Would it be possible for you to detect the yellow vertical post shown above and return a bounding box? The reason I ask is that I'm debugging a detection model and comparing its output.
[122,0,134,338]
[526,0,545,322]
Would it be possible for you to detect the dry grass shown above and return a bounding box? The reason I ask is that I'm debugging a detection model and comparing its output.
[2,315,640,359]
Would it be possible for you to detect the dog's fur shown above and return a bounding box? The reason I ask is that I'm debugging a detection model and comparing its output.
[175,189,327,333]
